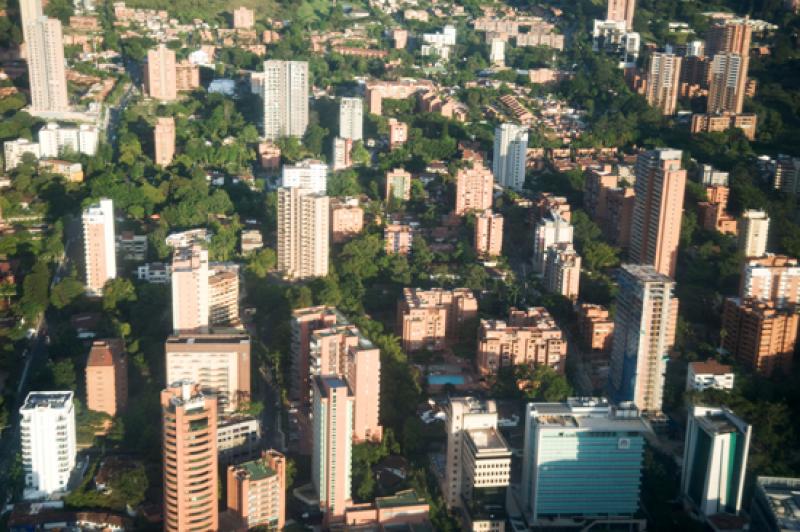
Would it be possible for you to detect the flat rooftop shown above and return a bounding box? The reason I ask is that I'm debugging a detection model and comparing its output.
[696,413,741,435]
[467,427,510,452]
[375,489,427,509]
[22,391,73,410]
[237,459,276,482]
[758,477,800,531]
[532,401,649,432]
[166,334,249,344]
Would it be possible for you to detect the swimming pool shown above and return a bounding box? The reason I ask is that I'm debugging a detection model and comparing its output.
[427,374,465,386]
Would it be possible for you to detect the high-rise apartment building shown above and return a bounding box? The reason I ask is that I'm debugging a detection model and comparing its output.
[629,148,686,278]
[445,397,511,530]
[721,297,797,377]
[171,244,209,332]
[740,254,800,307]
[227,450,286,530]
[145,44,177,101]
[20,391,76,500]
[232,6,255,29]
[25,15,69,112]
[706,19,752,58]
[397,288,478,351]
[681,406,751,517]
[738,209,769,258]
[492,123,528,190]
[645,52,682,115]
[339,97,363,141]
[385,168,412,202]
[312,376,354,523]
[161,382,218,532]
[165,333,251,413]
[454,161,494,215]
[606,0,636,30]
[38,122,99,157]
[277,187,329,279]
[520,398,648,525]
[608,264,678,413]
[175,60,199,91]
[262,60,309,140]
[388,118,408,148]
[533,210,573,273]
[154,116,175,166]
[544,243,581,301]
[85,339,127,417]
[281,159,328,193]
[474,210,504,257]
[477,307,566,375]
[19,0,43,43]
[82,198,116,296]
[384,223,413,256]
[291,306,342,401]
[707,53,745,114]
[331,137,353,171]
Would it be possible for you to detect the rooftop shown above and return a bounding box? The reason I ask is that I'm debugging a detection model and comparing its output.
[757,476,800,531]
[467,427,510,452]
[236,459,276,481]
[87,339,123,367]
[689,359,733,376]
[375,489,427,509]
[531,399,649,432]
[22,391,73,410]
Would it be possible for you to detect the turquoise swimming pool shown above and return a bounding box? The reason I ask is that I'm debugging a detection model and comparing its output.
[428,374,465,386]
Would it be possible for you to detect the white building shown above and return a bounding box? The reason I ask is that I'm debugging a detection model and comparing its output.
[490,38,505,67]
[82,198,116,296]
[331,137,352,172]
[593,19,640,68]
[445,397,511,531]
[281,159,328,194]
[277,187,329,280]
[700,164,729,187]
[492,123,528,190]
[26,16,69,113]
[339,97,363,141]
[20,391,77,500]
[533,211,574,273]
[520,398,649,526]
[3,138,41,171]
[136,262,171,284]
[680,406,751,517]
[686,360,735,392]
[217,415,262,466]
[738,209,770,258]
[38,123,99,157]
[262,60,309,140]
[422,25,457,46]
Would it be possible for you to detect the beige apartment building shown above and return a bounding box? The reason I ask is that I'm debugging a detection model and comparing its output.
[290,306,341,402]
[645,52,682,115]
[208,264,240,327]
[171,244,209,332]
[477,307,567,375]
[277,187,329,280]
[227,450,286,530]
[740,254,800,307]
[330,197,364,244]
[232,6,255,29]
[543,243,581,301]
[165,333,251,413]
[384,223,413,255]
[175,60,199,91]
[162,382,218,532]
[388,118,408,149]
[82,198,116,296]
[629,149,686,278]
[153,116,175,166]
[707,53,746,114]
[454,161,494,215]
[474,210,504,257]
[145,44,177,101]
[85,339,127,417]
[397,288,478,351]
[577,304,614,352]
[385,168,412,202]
[606,0,636,29]
[722,297,797,377]
[26,15,69,112]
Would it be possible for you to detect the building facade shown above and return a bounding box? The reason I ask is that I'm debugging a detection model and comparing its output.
[339,97,363,141]
[277,187,330,279]
[645,52,682,115]
[226,450,286,530]
[145,44,177,101]
[85,339,127,416]
[474,210,504,257]
[165,333,251,413]
[82,198,117,296]
[629,148,686,278]
[454,161,494,215]
[281,159,328,194]
[20,392,76,500]
[740,254,800,307]
[330,197,364,244]
[492,123,528,190]
[154,116,175,166]
[25,16,69,112]
[262,60,309,140]
[161,382,218,532]
[608,264,678,413]
[397,288,478,351]
[738,209,769,258]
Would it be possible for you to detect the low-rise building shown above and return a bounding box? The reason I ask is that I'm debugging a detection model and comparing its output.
[116,231,147,261]
[330,197,363,244]
[686,360,735,392]
[385,168,412,202]
[136,262,170,283]
[477,307,567,375]
[388,118,408,149]
[691,112,757,140]
[226,450,285,530]
[474,210,503,258]
[240,229,263,255]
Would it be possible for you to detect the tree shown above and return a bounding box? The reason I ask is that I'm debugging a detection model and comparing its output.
[48,359,77,390]
[50,278,84,309]
[19,260,50,321]
[246,248,277,278]
[102,278,137,312]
